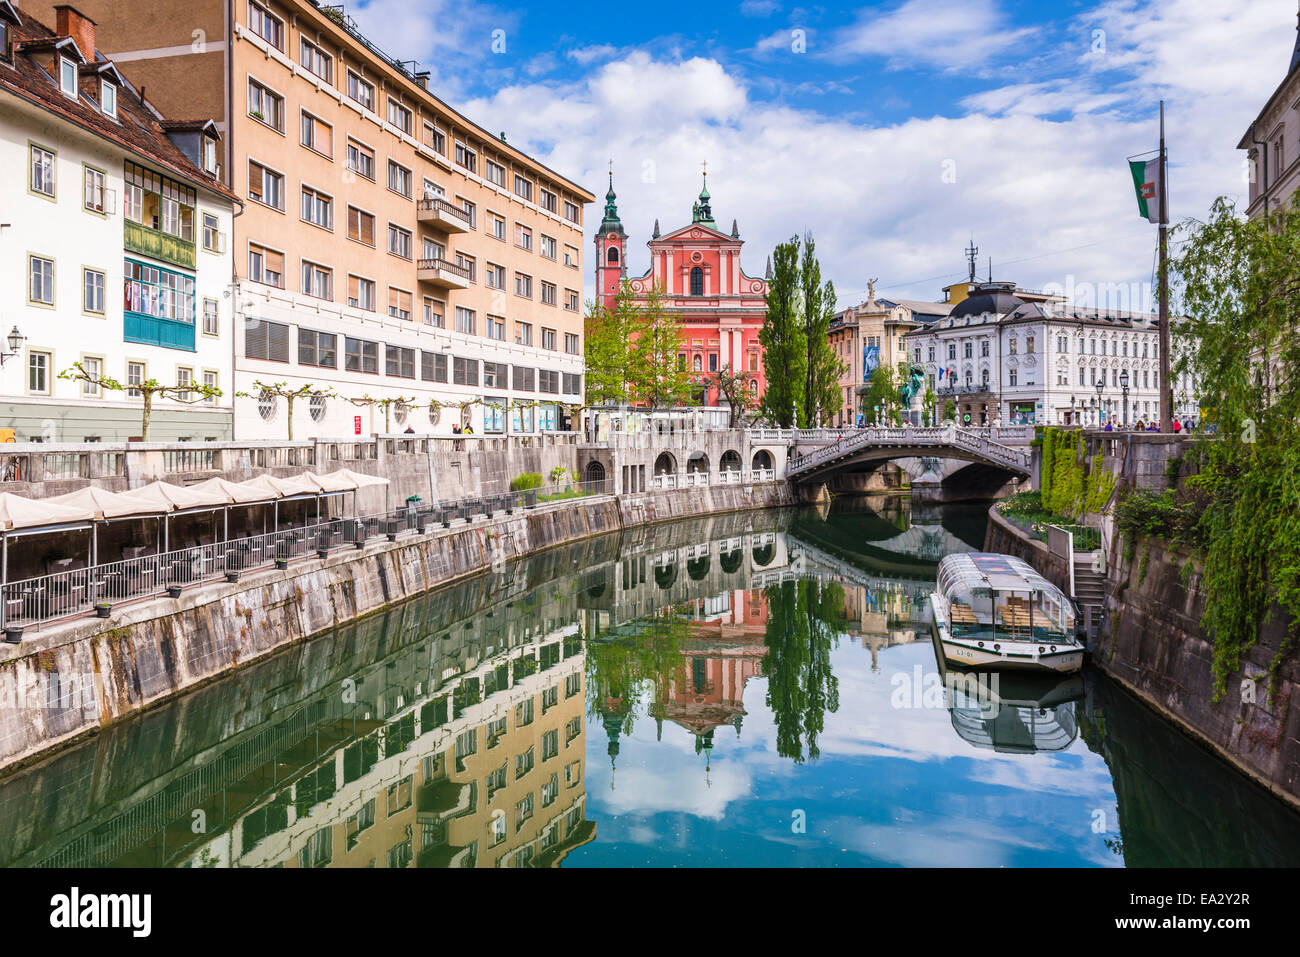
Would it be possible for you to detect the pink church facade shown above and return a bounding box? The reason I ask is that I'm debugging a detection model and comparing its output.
[594,175,770,407]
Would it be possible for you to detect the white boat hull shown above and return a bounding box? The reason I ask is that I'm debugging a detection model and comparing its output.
[929,595,1083,674]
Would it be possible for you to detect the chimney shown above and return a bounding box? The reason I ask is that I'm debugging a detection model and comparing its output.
[55,5,96,62]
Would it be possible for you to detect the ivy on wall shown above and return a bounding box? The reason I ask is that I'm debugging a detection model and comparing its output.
[1038,428,1116,520]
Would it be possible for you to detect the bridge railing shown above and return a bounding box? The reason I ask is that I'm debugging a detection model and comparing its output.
[788,426,1031,476]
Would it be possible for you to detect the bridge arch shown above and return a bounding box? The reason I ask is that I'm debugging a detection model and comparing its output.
[653,451,677,475]
[751,449,773,472]
[719,450,741,472]
[686,452,709,474]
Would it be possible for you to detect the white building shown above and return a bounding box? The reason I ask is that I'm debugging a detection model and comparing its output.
[905,281,1180,427]
[0,3,235,442]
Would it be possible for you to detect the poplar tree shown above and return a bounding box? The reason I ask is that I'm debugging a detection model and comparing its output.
[800,233,844,427]
[758,238,806,426]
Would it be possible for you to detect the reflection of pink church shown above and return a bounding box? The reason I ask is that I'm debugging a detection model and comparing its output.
[595,172,770,406]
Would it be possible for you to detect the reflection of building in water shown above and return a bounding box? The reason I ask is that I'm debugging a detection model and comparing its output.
[182,626,594,869]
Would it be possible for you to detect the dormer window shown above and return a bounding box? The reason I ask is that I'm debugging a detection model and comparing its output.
[202,135,218,174]
[101,79,116,118]
[59,57,78,98]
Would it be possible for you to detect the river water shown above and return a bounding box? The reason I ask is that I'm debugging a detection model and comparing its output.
[3,495,1298,868]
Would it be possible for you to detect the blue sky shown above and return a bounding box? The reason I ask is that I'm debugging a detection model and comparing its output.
[346,0,1296,308]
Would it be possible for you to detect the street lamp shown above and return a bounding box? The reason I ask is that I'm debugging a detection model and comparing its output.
[0,326,24,366]
[1095,379,1104,427]
[1120,369,1130,428]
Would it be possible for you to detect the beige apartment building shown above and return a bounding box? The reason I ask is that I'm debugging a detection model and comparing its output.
[31,0,594,439]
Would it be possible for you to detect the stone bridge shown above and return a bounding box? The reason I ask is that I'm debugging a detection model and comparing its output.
[785,426,1033,491]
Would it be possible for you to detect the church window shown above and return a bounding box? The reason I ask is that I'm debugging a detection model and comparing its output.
[607,246,619,264]
[690,266,704,296]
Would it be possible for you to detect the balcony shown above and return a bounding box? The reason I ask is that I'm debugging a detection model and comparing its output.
[418,257,471,290]
[417,197,471,233]
[124,220,195,269]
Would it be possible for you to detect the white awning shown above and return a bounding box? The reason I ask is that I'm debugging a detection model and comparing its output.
[47,485,162,520]
[0,492,97,530]
[189,476,275,505]
[303,470,359,493]
[120,480,228,511]
[240,473,321,498]
[328,468,390,489]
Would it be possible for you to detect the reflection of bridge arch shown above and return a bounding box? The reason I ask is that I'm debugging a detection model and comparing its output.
[719,548,743,574]
[719,450,741,472]
[752,541,775,567]
[654,562,677,589]
[687,554,710,580]
[687,452,709,474]
[653,452,677,475]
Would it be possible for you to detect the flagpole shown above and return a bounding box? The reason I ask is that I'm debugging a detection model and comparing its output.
[1158,100,1172,432]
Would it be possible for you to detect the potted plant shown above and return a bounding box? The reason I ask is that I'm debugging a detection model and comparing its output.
[4,626,22,643]
[95,602,112,618]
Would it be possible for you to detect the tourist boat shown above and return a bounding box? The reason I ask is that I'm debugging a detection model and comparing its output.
[928,552,1083,673]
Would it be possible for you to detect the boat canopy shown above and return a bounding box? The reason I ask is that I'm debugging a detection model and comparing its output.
[936,552,1074,641]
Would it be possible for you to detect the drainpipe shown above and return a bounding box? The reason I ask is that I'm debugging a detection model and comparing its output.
[1251,122,1269,217]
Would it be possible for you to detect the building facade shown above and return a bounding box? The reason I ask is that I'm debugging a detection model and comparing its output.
[595,174,769,407]
[905,283,1171,428]
[1239,15,1300,219]
[28,0,594,439]
[0,3,235,442]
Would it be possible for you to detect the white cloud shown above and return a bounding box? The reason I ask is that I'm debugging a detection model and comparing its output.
[741,0,782,17]
[828,0,1039,72]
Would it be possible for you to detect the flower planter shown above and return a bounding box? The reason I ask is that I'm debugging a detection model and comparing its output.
[95,604,112,618]
[275,558,289,570]
[167,585,183,599]
[317,548,330,559]
[225,571,240,584]
[4,627,22,643]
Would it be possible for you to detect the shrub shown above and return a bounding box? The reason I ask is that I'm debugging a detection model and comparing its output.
[510,472,544,492]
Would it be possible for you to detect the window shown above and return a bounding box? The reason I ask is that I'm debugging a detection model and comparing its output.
[485,159,506,187]
[540,189,558,214]
[565,289,580,311]
[388,223,412,259]
[83,167,109,213]
[423,123,445,154]
[454,142,476,173]
[248,1,283,48]
[386,98,412,134]
[538,370,560,394]
[29,256,54,305]
[709,353,718,372]
[299,328,337,368]
[202,212,223,252]
[421,351,448,382]
[100,79,117,118]
[300,186,333,230]
[247,244,284,287]
[541,328,556,351]
[563,245,578,268]
[244,318,290,362]
[59,56,77,98]
[346,70,374,111]
[485,263,505,290]
[564,201,580,224]
[347,206,375,246]
[454,307,476,335]
[28,351,50,395]
[248,160,284,210]
[422,237,444,262]
[512,365,535,391]
[964,342,972,359]
[458,198,477,228]
[513,174,532,202]
[513,224,532,251]
[83,268,105,314]
[1026,335,1035,354]
[564,333,580,355]
[489,213,506,241]
[79,357,102,397]
[455,253,476,282]
[690,266,704,296]
[514,273,532,298]
[422,297,444,328]
[486,316,505,340]
[516,322,533,346]
[345,337,379,374]
[300,37,333,83]
[540,235,557,260]
[542,729,558,761]
[126,362,145,397]
[515,746,535,781]
[1009,369,1018,387]
[30,145,55,197]
[247,79,283,131]
[202,298,218,335]
[386,344,415,378]
[387,160,412,198]
[452,356,478,386]
[388,287,412,321]
[176,367,193,402]
[540,281,556,306]
[346,139,374,180]
[348,275,376,311]
[301,260,333,300]
[300,111,332,156]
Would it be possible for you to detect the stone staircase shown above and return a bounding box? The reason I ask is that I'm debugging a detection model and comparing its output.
[1073,556,1108,642]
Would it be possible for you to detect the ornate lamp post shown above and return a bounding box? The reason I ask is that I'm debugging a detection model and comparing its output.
[1095,379,1104,427]
[1120,369,1130,428]
[0,326,25,366]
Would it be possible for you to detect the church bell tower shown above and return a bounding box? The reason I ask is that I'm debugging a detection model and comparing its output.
[594,167,628,310]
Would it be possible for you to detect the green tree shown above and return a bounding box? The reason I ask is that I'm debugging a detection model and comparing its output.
[235,380,337,441]
[758,238,807,426]
[709,363,757,427]
[584,291,635,406]
[800,233,843,427]
[59,361,222,441]
[629,283,693,407]
[858,362,904,425]
[1171,196,1300,696]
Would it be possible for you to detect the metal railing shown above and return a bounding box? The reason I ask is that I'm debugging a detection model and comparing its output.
[417,196,472,225]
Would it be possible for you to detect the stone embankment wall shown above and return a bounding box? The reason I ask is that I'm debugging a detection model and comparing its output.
[0,482,794,771]
[987,505,1300,810]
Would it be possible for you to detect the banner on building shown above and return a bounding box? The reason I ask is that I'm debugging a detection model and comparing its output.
[863,344,880,381]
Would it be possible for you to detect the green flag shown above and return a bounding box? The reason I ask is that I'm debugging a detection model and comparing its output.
[1129,158,1161,224]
